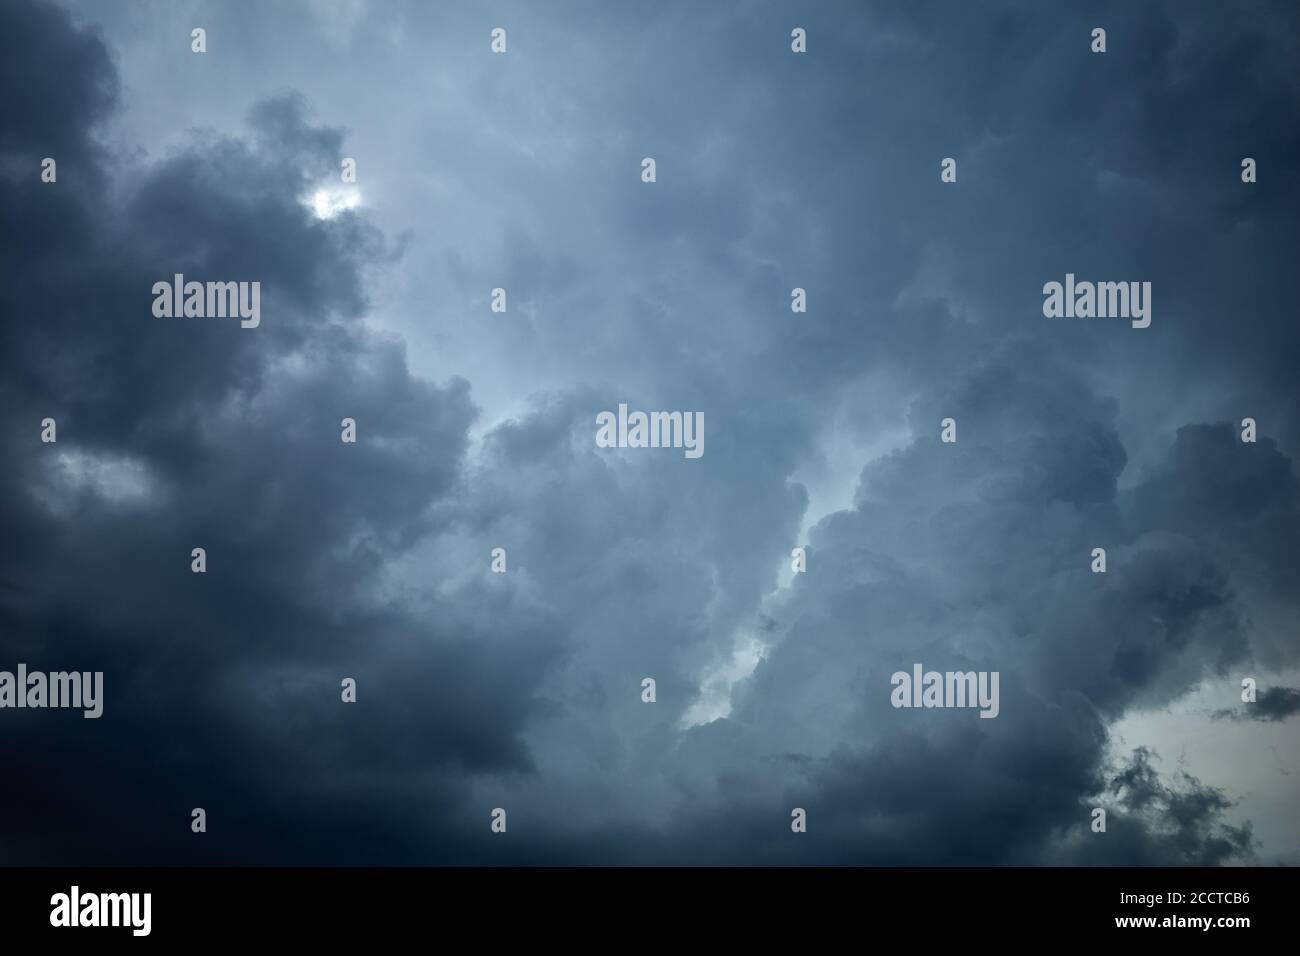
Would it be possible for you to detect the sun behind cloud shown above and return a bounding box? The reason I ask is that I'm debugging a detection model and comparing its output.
[306,183,361,219]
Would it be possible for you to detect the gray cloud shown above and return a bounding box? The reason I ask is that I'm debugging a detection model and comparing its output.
[1,0,1296,864]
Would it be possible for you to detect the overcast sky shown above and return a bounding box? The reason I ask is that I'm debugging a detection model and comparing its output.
[1,0,1297,864]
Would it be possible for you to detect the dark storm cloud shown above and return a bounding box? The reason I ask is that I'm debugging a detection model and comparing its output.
[641,345,1269,865]
[1250,687,1300,723]
[0,0,115,176]
[1090,747,1255,866]
[0,0,567,863]
[2,0,1297,865]
[1214,686,1300,724]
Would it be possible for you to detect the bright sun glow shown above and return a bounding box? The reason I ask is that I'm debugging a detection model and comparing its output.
[307,186,362,220]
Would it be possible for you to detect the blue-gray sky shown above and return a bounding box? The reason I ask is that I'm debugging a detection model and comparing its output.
[1,0,1297,864]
